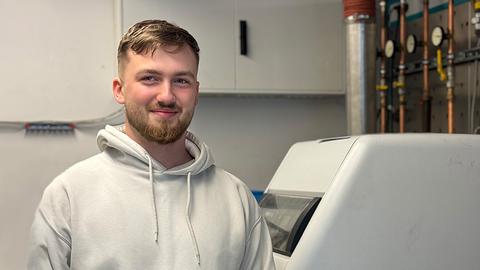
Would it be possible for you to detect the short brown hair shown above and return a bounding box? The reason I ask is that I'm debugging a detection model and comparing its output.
[117,20,200,75]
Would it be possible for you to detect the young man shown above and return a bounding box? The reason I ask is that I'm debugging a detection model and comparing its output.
[28,20,275,269]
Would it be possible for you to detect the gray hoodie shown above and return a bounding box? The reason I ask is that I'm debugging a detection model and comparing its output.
[28,125,275,269]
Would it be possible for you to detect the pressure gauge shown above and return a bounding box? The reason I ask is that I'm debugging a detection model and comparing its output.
[406,34,417,54]
[431,26,445,47]
[385,40,395,58]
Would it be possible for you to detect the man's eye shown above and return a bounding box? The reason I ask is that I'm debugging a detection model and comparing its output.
[140,76,158,83]
[173,78,191,85]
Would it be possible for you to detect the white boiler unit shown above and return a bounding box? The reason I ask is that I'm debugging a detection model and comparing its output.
[259,134,480,270]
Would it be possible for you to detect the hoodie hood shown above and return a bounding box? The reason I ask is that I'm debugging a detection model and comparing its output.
[96,125,214,175]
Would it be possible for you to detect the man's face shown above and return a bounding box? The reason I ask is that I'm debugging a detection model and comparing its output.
[113,45,199,144]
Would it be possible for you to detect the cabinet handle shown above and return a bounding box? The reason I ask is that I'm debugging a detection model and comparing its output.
[240,20,248,56]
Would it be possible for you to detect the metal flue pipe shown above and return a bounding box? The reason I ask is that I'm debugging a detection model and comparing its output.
[344,0,376,135]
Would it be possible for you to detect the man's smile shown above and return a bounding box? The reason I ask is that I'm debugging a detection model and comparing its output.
[150,108,179,119]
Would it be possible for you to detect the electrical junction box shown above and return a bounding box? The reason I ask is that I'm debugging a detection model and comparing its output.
[260,134,480,270]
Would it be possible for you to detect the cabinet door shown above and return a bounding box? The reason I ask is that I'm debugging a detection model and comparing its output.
[123,0,236,92]
[235,0,345,94]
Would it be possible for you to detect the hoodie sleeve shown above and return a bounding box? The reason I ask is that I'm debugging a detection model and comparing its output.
[233,181,275,270]
[240,215,276,270]
[28,177,72,270]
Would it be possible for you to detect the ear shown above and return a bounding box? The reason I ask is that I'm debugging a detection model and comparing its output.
[112,77,125,104]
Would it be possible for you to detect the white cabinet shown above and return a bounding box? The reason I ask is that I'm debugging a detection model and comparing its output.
[122,0,344,95]
[235,0,344,95]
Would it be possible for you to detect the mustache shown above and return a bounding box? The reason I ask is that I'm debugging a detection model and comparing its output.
[147,101,178,110]
[148,102,177,109]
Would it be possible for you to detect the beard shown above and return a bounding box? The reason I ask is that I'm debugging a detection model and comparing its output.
[124,100,194,144]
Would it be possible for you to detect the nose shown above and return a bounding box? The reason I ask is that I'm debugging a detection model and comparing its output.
[155,81,175,105]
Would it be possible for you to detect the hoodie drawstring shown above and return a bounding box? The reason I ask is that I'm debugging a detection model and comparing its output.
[185,172,201,267]
[146,155,201,267]
[147,156,159,243]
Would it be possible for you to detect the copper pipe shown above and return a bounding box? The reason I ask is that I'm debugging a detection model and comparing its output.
[380,94,387,132]
[398,0,407,133]
[379,0,387,133]
[448,0,454,60]
[422,0,431,132]
[399,2,406,68]
[399,95,406,132]
[448,95,454,132]
[447,0,455,133]
[399,102,406,133]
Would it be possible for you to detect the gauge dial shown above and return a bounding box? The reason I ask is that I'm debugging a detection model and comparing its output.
[431,26,445,47]
[406,34,417,54]
[385,40,395,58]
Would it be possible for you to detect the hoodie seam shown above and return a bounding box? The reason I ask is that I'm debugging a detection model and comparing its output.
[223,171,263,250]
[246,216,262,244]
[38,208,72,248]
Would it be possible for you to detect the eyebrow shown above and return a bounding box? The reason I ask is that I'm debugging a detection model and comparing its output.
[136,69,195,79]
[136,69,161,77]
[174,71,196,78]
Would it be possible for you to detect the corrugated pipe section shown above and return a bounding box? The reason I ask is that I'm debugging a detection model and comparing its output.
[344,0,376,135]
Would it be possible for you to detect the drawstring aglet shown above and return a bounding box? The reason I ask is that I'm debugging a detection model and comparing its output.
[196,254,201,266]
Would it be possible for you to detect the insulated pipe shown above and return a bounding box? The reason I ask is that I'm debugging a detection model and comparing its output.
[344,0,376,135]
[397,0,407,133]
[447,0,455,133]
[378,0,388,133]
[422,0,431,132]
